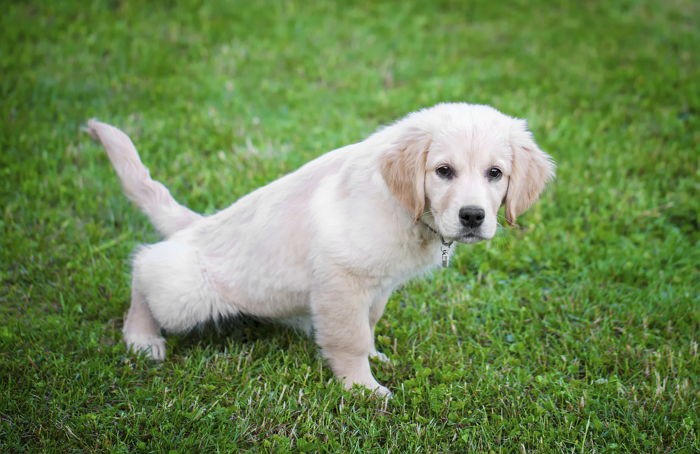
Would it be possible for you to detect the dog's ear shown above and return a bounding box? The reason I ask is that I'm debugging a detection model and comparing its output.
[504,120,556,225]
[380,127,431,221]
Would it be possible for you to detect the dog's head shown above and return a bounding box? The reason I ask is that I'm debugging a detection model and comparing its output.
[380,103,555,243]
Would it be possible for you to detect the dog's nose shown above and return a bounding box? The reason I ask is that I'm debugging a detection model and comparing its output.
[459,206,485,228]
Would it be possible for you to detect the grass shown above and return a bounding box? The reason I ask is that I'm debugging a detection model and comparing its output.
[1,0,698,451]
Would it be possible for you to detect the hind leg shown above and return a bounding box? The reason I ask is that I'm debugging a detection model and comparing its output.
[123,282,166,360]
[125,241,237,359]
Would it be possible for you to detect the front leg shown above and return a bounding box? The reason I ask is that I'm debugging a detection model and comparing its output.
[311,279,391,396]
[369,293,391,363]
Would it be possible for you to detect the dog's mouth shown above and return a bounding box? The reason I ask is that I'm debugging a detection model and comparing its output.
[458,232,486,244]
[426,215,489,244]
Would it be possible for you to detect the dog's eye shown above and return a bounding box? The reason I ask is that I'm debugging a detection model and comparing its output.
[436,165,455,179]
[487,167,502,181]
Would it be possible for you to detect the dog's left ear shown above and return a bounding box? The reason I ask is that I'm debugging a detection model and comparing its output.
[380,127,431,221]
[504,120,556,225]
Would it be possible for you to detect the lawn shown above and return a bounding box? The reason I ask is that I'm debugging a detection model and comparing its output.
[1,0,698,452]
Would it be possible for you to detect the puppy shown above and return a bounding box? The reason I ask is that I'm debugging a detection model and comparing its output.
[87,103,555,396]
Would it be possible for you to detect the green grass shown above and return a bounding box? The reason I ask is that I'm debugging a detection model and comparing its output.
[1,0,698,451]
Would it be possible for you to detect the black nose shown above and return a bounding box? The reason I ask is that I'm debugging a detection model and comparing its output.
[459,206,485,228]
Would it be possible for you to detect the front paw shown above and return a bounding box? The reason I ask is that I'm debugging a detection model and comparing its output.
[373,384,393,398]
[124,333,166,361]
[369,349,391,364]
[345,378,392,398]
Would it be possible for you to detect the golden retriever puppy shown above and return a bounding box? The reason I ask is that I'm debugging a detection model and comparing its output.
[87,103,555,396]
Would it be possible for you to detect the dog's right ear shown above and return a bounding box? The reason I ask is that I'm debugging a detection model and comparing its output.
[380,127,432,221]
[504,119,556,225]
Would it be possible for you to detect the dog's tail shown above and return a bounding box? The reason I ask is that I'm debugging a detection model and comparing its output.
[85,119,202,237]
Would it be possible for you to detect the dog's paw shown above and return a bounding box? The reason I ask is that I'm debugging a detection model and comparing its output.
[374,384,393,398]
[369,349,391,364]
[347,381,393,398]
[124,333,166,361]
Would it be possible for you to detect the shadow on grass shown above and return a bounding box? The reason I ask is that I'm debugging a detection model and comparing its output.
[169,315,313,358]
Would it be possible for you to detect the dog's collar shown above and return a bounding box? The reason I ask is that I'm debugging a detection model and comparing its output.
[418,219,453,268]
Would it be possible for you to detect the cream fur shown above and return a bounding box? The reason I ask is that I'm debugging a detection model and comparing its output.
[87,103,555,396]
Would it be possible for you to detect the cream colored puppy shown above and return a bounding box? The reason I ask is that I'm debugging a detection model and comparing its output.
[87,103,555,396]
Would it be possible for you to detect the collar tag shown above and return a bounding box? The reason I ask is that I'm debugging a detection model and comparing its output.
[440,239,452,268]
[418,218,454,268]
